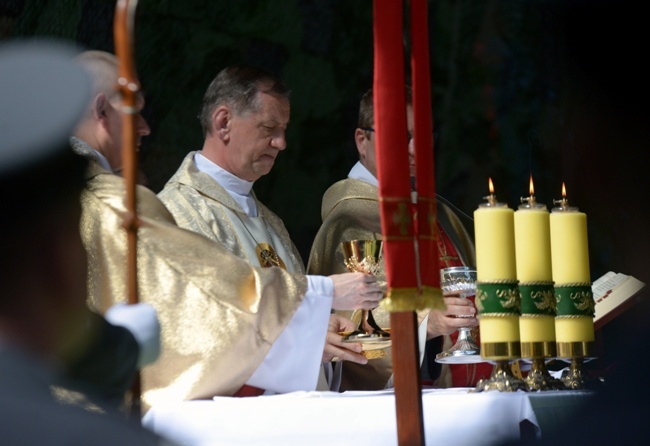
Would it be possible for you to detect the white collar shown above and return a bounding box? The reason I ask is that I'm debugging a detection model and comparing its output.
[194,152,255,196]
[348,161,417,203]
[194,152,257,216]
[348,161,378,187]
[70,137,113,172]
[93,150,112,172]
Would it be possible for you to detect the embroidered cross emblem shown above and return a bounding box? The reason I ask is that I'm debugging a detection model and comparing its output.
[393,202,412,236]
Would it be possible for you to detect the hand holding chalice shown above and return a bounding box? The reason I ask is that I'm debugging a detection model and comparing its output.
[340,240,390,342]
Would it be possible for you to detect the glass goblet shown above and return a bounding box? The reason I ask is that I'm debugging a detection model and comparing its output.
[435,266,484,364]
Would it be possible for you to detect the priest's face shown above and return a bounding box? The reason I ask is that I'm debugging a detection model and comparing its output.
[225,91,290,182]
[102,93,150,173]
[357,105,414,179]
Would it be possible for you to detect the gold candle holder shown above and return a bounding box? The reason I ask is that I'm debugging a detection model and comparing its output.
[551,187,598,389]
[555,310,597,390]
[474,359,529,392]
[519,318,566,391]
[473,283,528,392]
[473,182,527,392]
[516,190,565,391]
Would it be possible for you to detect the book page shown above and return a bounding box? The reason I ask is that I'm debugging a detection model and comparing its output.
[592,271,646,329]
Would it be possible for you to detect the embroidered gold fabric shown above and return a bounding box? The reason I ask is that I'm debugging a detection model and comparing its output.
[307,178,476,391]
[80,163,307,411]
[157,151,305,273]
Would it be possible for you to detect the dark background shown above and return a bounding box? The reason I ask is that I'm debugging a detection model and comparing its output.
[2,0,648,333]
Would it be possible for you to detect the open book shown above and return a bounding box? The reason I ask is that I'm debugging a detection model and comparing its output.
[592,271,646,330]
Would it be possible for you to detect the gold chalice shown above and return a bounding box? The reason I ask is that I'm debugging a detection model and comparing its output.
[340,240,391,355]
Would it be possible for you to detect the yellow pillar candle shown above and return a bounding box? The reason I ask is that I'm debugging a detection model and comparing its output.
[474,186,516,282]
[515,184,556,347]
[550,185,594,349]
[555,317,595,342]
[474,179,521,361]
[514,203,552,282]
[479,316,520,343]
[520,317,555,342]
[550,211,590,283]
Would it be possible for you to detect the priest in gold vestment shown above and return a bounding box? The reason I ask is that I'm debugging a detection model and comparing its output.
[307,88,486,390]
[158,65,378,390]
[73,53,381,409]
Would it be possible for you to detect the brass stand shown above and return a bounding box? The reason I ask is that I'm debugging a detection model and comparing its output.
[474,360,528,392]
[560,357,604,390]
[521,340,565,391]
[557,340,601,390]
[524,358,566,391]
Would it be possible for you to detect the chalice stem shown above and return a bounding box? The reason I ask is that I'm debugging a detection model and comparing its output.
[359,310,373,333]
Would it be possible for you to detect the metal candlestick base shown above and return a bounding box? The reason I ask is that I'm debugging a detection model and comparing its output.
[524,358,566,391]
[473,360,528,392]
[560,357,604,390]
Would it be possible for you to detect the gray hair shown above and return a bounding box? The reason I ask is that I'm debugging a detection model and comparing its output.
[358,85,413,130]
[198,65,290,135]
[74,51,119,103]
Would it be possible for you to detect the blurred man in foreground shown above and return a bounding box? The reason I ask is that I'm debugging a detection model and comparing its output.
[0,39,165,444]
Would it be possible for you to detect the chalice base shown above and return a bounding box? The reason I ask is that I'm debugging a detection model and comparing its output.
[435,328,485,364]
[473,360,528,392]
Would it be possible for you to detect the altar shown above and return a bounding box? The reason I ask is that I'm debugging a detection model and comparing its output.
[142,388,593,445]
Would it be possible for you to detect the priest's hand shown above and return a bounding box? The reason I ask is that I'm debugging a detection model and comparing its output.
[322,314,368,364]
[329,272,382,310]
[426,294,477,340]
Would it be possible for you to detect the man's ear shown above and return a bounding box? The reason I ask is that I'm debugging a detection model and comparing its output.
[355,128,368,160]
[93,93,109,122]
[213,106,231,141]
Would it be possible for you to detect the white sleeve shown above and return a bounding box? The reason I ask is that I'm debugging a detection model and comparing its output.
[104,302,161,368]
[246,276,333,393]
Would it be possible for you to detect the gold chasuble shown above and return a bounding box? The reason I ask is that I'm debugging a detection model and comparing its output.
[307,178,476,390]
[79,161,307,410]
[158,152,305,274]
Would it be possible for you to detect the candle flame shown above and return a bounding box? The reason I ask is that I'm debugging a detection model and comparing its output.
[562,182,567,198]
[488,177,494,194]
[529,174,535,196]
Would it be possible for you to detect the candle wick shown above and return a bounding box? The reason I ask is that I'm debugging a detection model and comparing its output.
[520,195,537,206]
[553,197,568,210]
[484,194,497,206]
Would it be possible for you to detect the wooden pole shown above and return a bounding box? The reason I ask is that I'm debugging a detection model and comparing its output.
[373,0,441,443]
[113,0,142,417]
[391,312,425,445]
[372,0,426,444]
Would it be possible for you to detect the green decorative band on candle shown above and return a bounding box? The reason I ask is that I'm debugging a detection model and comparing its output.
[557,341,596,359]
[519,282,556,316]
[481,341,521,360]
[476,281,521,315]
[521,341,557,359]
[554,283,595,317]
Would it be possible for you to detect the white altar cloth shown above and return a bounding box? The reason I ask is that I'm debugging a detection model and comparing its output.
[143,388,539,445]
